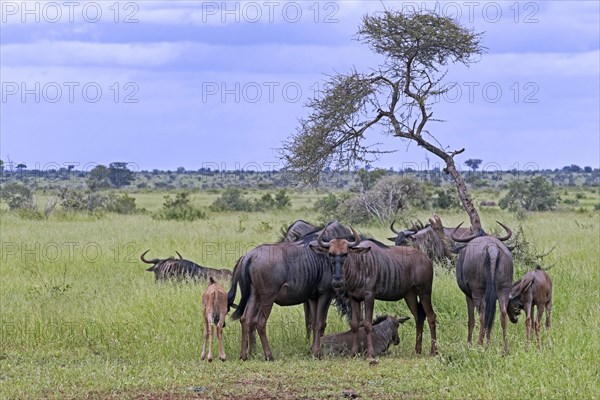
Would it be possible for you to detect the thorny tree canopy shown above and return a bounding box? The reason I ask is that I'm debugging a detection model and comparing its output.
[281,10,485,229]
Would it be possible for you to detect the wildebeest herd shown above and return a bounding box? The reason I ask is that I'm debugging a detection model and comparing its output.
[140,216,553,362]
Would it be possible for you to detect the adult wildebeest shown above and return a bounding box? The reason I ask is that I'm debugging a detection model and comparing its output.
[507,266,553,348]
[227,222,352,361]
[321,315,410,357]
[311,228,437,361]
[451,222,514,352]
[140,250,232,281]
[388,215,471,261]
[201,276,228,362]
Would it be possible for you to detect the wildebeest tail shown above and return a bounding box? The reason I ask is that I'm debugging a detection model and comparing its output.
[230,256,252,320]
[227,257,242,312]
[416,301,426,325]
[484,246,500,332]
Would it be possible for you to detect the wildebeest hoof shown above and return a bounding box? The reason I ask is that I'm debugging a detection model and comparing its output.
[342,389,358,398]
[220,356,226,362]
[208,357,213,362]
[368,357,379,365]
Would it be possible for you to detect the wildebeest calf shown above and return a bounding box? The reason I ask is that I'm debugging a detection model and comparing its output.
[321,316,410,356]
[201,277,228,362]
[508,266,553,348]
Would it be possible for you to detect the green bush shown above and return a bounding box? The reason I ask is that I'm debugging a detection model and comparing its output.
[106,193,138,214]
[210,187,253,212]
[0,182,36,210]
[153,191,207,221]
[499,176,559,212]
[432,188,461,210]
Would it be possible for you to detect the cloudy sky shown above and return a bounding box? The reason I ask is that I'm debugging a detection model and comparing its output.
[1,1,598,174]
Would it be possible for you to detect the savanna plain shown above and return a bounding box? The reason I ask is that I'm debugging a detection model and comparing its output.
[1,190,599,399]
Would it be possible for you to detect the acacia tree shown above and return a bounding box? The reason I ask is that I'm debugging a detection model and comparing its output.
[281,10,486,230]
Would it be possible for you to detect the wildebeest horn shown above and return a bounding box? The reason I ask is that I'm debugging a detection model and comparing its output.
[390,220,400,234]
[175,251,183,259]
[347,227,361,247]
[140,249,160,264]
[494,221,512,242]
[317,230,331,248]
[450,223,479,243]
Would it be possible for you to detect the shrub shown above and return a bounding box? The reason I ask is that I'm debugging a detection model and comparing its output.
[58,188,107,213]
[0,182,36,210]
[432,188,461,210]
[342,175,428,225]
[153,191,207,221]
[106,193,138,214]
[499,176,559,212]
[210,188,253,212]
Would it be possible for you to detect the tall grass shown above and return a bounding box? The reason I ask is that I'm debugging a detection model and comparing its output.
[1,192,599,399]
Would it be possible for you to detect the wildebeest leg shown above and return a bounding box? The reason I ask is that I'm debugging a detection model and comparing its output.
[349,298,362,357]
[363,295,376,361]
[498,295,509,354]
[217,316,226,361]
[240,292,257,361]
[207,317,215,362]
[256,301,275,361]
[524,301,533,349]
[546,299,553,348]
[304,301,314,341]
[310,296,331,359]
[419,292,438,355]
[476,300,486,346]
[535,305,544,350]
[466,296,475,346]
[404,292,423,354]
[201,315,209,360]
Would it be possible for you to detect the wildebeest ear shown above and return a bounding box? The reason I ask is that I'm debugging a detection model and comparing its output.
[349,246,371,254]
[398,316,410,324]
[309,244,329,255]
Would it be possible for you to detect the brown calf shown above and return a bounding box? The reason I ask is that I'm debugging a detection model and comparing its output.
[508,266,553,349]
[201,277,228,362]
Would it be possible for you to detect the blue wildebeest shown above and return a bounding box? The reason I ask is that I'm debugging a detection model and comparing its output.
[321,315,410,357]
[311,228,437,361]
[140,250,232,281]
[227,222,352,360]
[507,266,553,348]
[451,222,514,352]
[388,215,471,261]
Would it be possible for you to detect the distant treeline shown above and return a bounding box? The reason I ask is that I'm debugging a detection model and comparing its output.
[1,163,599,191]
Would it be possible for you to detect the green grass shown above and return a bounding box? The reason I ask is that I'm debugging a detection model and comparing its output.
[1,192,599,399]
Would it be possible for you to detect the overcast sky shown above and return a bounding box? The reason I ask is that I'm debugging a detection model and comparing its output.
[1,1,599,174]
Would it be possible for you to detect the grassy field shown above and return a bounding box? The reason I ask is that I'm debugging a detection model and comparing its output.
[1,191,599,399]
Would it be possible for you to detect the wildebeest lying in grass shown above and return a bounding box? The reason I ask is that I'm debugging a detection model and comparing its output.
[508,266,553,349]
[140,250,232,281]
[201,277,228,362]
[321,315,410,357]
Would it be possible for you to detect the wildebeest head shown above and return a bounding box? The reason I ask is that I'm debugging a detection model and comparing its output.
[506,274,534,323]
[450,221,513,244]
[380,315,411,346]
[279,219,320,243]
[310,226,370,294]
[387,220,418,246]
